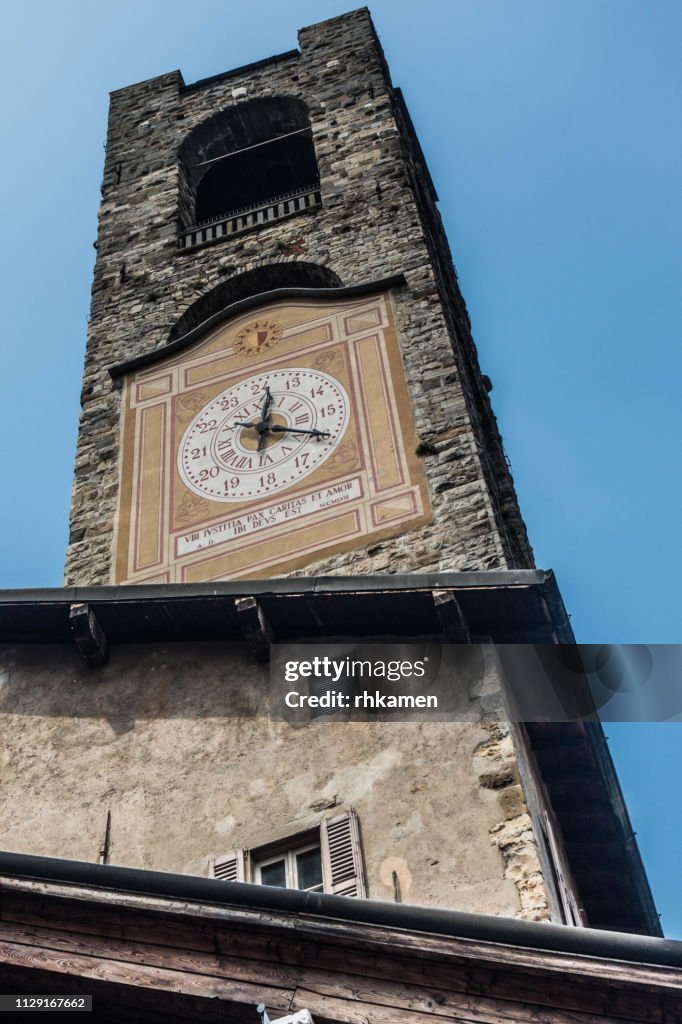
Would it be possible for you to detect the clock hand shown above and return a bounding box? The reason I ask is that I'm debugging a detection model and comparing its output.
[269,425,331,438]
[256,386,272,452]
[234,412,330,443]
[234,415,273,451]
[259,386,272,424]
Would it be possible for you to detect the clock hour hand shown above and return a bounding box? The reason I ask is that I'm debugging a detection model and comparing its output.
[234,415,272,451]
[269,425,330,439]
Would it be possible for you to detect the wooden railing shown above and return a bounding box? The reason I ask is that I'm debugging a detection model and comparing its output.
[179,184,322,250]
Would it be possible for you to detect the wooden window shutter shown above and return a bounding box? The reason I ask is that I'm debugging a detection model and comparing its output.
[543,811,583,926]
[208,848,246,882]
[320,808,366,897]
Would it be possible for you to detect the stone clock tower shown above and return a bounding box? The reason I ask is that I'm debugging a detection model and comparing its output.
[66,7,533,585]
[0,9,669,1011]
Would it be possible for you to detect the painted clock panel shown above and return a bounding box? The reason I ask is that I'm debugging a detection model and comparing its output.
[114,290,431,582]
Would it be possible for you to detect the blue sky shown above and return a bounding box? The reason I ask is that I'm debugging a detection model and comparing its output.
[0,0,680,936]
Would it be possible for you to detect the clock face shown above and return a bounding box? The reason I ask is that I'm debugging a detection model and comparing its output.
[115,292,431,583]
[178,369,349,501]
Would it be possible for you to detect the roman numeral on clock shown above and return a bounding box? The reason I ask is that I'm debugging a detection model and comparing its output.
[217,441,236,460]
[178,369,347,507]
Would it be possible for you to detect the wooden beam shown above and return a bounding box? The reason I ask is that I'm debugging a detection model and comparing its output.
[0,921,669,1024]
[0,937,294,1016]
[0,965,232,1024]
[1,875,679,1007]
[235,596,274,661]
[69,603,109,668]
[432,590,471,642]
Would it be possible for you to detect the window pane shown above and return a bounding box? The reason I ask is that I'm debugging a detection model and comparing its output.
[260,859,286,887]
[296,847,323,890]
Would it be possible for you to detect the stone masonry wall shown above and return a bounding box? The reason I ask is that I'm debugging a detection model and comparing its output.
[65,8,534,584]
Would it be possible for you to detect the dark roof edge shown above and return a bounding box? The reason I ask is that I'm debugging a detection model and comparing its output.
[540,568,574,643]
[584,720,663,936]
[0,569,551,607]
[109,275,408,379]
[181,49,300,93]
[0,850,679,970]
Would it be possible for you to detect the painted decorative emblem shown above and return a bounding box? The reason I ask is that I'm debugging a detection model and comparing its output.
[178,368,349,502]
[232,318,283,357]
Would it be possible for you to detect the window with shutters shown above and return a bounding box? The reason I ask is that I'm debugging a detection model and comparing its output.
[254,840,323,892]
[208,808,366,898]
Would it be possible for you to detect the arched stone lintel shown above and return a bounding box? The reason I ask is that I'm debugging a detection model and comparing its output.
[108,271,407,379]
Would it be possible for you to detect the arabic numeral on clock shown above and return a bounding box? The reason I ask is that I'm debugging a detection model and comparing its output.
[259,473,276,487]
[310,385,325,397]
[197,419,217,433]
[199,467,219,481]
[225,477,240,492]
[294,454,309,468]
[285,376,301,389]
[322,405,336,416]
[190,446,207,459]
[219,395,239,410]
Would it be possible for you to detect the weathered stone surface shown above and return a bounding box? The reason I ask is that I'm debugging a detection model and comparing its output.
[474,722,551,922]
[65,9,533,585]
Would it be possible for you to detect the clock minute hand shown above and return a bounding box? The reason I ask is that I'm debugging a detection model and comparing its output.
[233,421,260,429]
[269,425,330,438]
[259,386,272,424]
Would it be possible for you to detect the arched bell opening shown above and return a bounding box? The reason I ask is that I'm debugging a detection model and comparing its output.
[178,97,320,244]
[195,133,318,224]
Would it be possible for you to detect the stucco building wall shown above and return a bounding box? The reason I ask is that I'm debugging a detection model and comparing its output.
[0,640,548,919]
